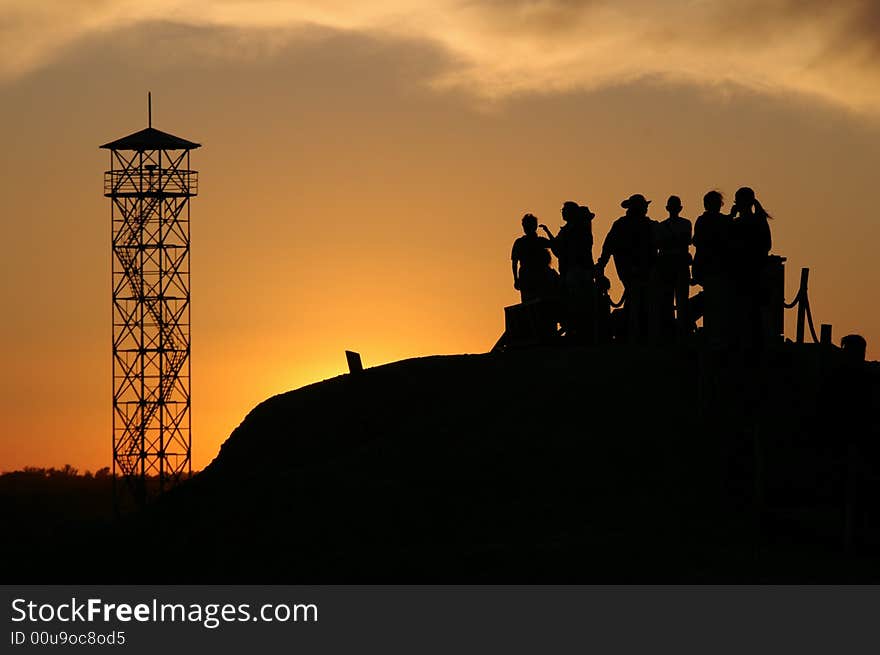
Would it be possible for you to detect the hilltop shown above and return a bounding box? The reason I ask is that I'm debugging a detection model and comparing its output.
[115,342,880,582]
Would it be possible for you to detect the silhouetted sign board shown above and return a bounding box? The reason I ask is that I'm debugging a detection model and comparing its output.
[345,350,363,374]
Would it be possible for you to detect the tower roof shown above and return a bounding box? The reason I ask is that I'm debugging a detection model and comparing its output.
[100,127,201,151]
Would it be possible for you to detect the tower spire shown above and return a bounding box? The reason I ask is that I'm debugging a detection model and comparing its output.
[148,92,152,128]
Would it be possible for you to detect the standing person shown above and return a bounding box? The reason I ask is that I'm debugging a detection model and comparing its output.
[595,194,658,342]
[541,201,596,340]
[692,190,733,347]
[730,186,772,352]
[656,195,693,341]
[511,213,556,302]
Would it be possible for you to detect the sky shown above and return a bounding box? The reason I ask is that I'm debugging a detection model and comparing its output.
[2,0,880,472]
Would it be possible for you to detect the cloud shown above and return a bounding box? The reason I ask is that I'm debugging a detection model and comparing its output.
[3,0,880,113]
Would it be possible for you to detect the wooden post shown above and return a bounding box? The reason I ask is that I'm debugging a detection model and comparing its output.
[345,350,363,374]
[795,267,809,344]
[841,334,867,362]
[820,324,832,345]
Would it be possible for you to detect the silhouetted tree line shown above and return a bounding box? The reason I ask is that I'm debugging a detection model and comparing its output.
[4,465,112,479]
[0,466,181,528]
[0,467,201,581]
[1,467,114,523]
[0,467,114,580]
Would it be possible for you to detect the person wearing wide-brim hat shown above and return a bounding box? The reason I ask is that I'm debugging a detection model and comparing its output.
[620,193,651,210]
[597,194,656,286]
[596,193,658,342]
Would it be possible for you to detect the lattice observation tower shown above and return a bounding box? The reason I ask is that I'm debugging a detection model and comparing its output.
[101,100,200,506]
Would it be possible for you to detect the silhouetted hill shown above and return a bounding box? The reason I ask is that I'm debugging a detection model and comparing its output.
[121,343,880,582]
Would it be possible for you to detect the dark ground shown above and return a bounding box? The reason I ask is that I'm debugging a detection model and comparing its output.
[3,343,880,582]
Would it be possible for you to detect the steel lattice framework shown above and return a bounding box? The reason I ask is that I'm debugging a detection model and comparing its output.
[102,117,200,507]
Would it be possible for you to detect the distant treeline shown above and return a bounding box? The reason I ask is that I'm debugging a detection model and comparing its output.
[2,465,112,479]
[0,467,199,581]
[0,466,188,480]
[0,466,192,523]
[0,466,115,525]
[0,467,113,580]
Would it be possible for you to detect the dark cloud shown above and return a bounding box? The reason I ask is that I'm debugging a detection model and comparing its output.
[3,1,880,112]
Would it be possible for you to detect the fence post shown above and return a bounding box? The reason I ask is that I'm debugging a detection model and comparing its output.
[841,334,867,362]
[820,324,832,345]
[796,268,809,344]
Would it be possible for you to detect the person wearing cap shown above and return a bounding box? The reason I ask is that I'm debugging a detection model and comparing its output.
[596,193,658,342]
[541,201,594,276]
[655,195,693,341]
[511,213,557,303]
[541,201,596,340]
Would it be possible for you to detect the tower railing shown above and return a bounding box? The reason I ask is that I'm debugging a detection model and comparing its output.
[105,169,198,197]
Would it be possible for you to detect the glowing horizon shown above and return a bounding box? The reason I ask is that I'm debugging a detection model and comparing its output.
[2,0,879,473]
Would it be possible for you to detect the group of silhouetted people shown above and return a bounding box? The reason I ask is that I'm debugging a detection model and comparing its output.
[510,187,773,348]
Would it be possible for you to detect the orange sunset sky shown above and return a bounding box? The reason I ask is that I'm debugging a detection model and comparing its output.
[2,0,880,472]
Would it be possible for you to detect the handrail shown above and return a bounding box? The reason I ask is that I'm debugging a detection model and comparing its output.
[783,267,820,344]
